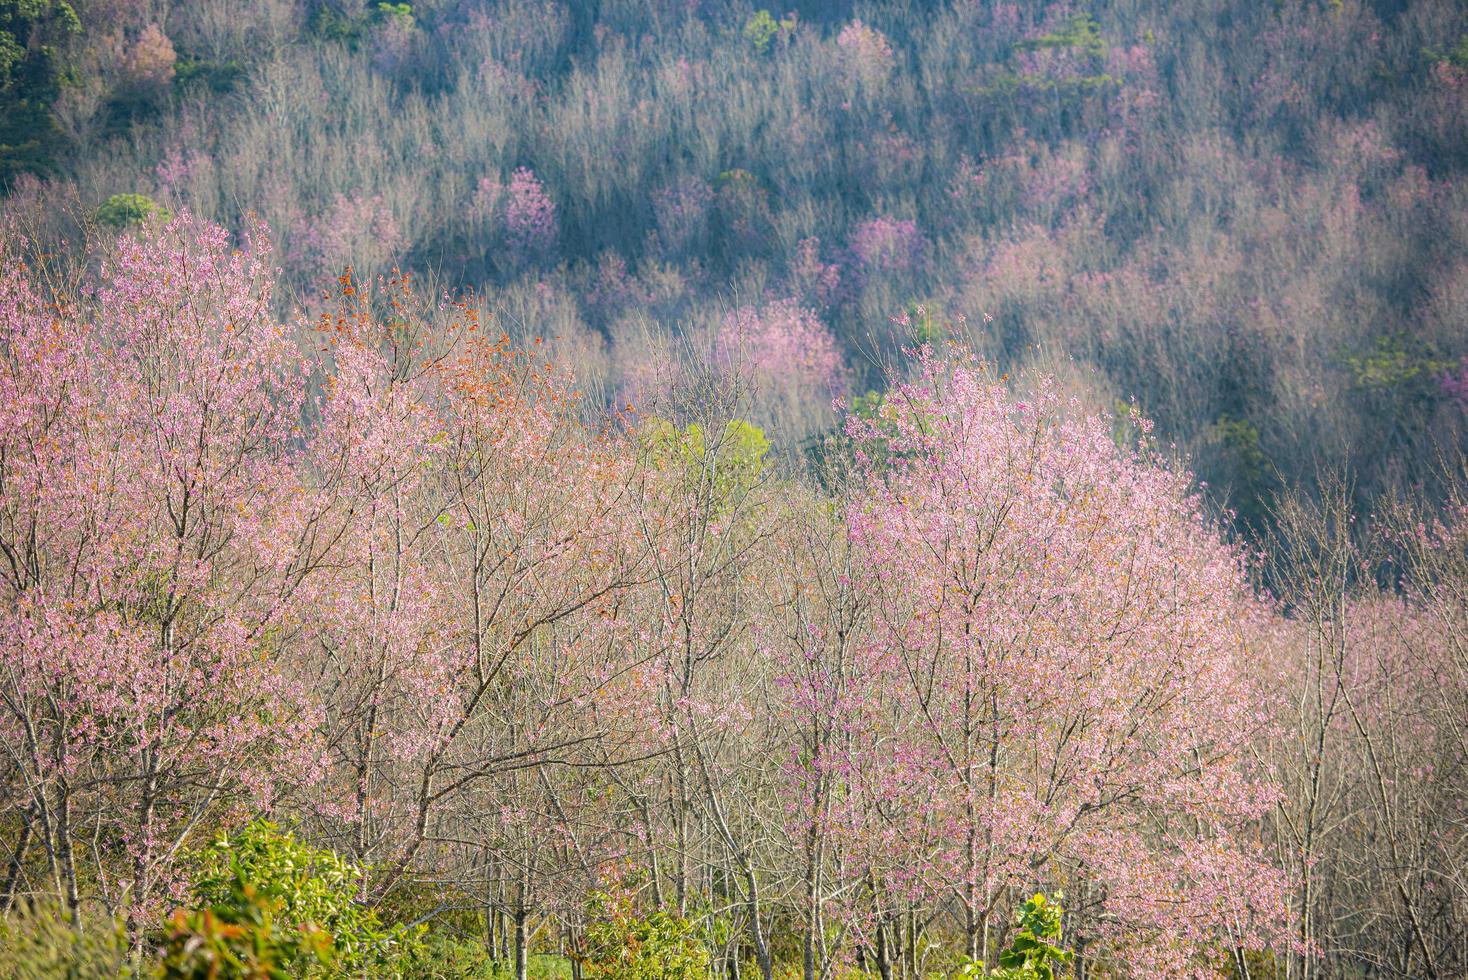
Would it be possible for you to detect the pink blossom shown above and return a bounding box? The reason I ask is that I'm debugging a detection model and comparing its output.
[505,166,559,261]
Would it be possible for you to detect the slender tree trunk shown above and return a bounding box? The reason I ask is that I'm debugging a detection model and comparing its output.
[514,904,529,980]
[56,790,79,928]
[498,907,509,962]
[898,903,910,979]
[671,742,691,915]
[745,865,773,980]
[803,819,819,980]
[875,916,892,980]
[1,806,32,912]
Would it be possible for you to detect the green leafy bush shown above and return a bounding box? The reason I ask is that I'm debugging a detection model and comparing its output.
[579,889,708,980]
[1344,334,1452,392]
[157,873,336,980]
[95,192,169,228]
[0,0,80,182]
[958,892,1073,980]
[1014,14,1106,57]
[310,2,413,44]
[0,901,132,979]
[189,820,423,975]
[642,417,769,506]
[174,57,246,94]
[743,11,795,55]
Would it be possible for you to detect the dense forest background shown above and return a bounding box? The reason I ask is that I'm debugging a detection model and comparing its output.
[4,0,1467,529]
[3,3,1468,979]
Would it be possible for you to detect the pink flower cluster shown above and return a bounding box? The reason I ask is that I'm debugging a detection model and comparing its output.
[288,190,404,276]
[715,299,848,396]
[848,216,926,277]
[787,237,841,309]
[506,166,559,260]
[830,348,1294,972]
[835,19,895,86]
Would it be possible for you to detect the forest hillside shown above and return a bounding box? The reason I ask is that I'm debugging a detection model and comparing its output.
[1,2,1466,978]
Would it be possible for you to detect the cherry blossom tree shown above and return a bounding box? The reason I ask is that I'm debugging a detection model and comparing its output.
[839,348,1293,975]
[0,214,330,937]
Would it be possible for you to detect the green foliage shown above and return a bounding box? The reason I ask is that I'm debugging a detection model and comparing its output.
[1227,947,1286,979]
[743,11,795,55]
[1108,399,1151,455]
[1014,14,1107,58]
[1209,413,1271,521]
[743,11,778,54]
[1450,35,1468,69]
[310,5,370,44]
[311,3,413,44]
[849,389,885,421]
[0,0,80,183]
[0,901,133,979]
[157,875,336,980]
[714,168,764,202]
[375,3,415,29]
[984,11,1116,98]
[1423,33,1468,69]
[0,1,79,88]
[95,192,169,228]
[191,820,423,975]
[1210,415,1263,467]
[174,56,246,94]
[392,931,500,978]
[642,417,769,505]
[580,889,709,980]
[1344,334,1453,393]
[899,301,957,346]
[958,893,1072,980]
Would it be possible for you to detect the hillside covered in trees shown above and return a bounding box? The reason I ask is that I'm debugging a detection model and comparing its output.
[1,1,1466,978]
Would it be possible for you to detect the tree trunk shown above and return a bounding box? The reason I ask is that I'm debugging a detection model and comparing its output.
[1,807,32,913]
[746,865,774,980]
[875,916,893,980]
[514,905,529,980]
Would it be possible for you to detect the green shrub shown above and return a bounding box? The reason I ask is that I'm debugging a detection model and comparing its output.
[1344,334,1452,392]
[189,820,423,975]
[0,0,81,182]
[157,873,336,980]
[95,192,169,229]
[743,11,795,55]
[580,889,709,980]
[393,931,500,979]
[0,901,132,979]
[958,892,1073,980]
[310,3,413,44]
[375,3,414,29]
[1014,14,1106,58]
[174,57,245,94]
[642,417,769,506]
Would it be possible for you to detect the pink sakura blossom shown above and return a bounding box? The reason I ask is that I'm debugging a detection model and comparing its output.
[288,189,404,277]
[715,299,848,397]
[464,168,561,267]
[0,209,1316,965]
[505,166,559,261]
[835,19,895,87]
[833,348,1293,969]
[848,216,926,279]
[651,176,714,256]
[0,213,325,930]
[787,236,842,309]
